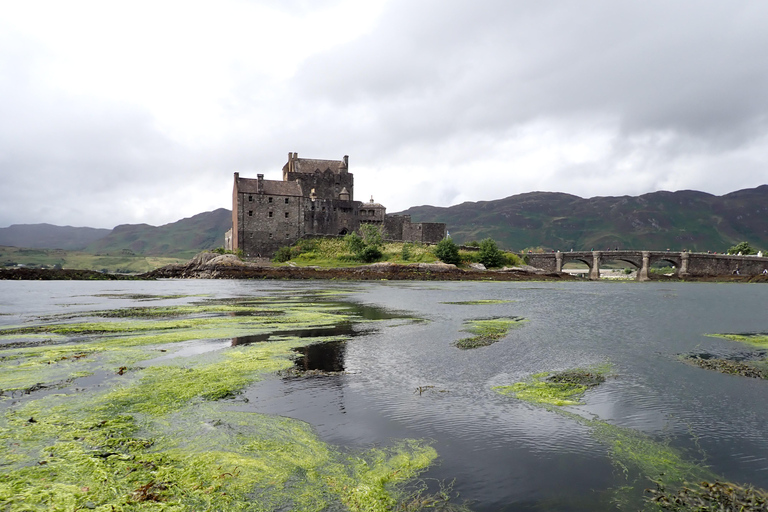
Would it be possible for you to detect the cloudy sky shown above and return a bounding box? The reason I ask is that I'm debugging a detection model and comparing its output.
[2,1,767,229]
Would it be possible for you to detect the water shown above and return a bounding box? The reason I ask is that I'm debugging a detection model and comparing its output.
[2,279,767,510]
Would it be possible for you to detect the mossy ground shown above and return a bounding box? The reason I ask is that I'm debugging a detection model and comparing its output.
[0,293,440,511]
[454,317,526,349]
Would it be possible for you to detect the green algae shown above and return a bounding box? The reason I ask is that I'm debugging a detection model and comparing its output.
[454,317,525,349]
[440,299,514,305]
[493,366,726,510]
[493,366,608,406]
[0,295,441,511]
[706,333,768,348]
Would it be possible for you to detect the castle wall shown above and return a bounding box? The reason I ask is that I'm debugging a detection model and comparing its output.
[383,215,408,240]
[236,191,304,257]
[287,170,354,202]
[419,223,447,243]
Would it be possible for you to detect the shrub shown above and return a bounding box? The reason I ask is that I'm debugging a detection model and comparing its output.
[212,247,244,260]
[360,223,383,247]
[434,238,460,265]
[401,243,412,261]
[344,233,366,254]
[273,246,293,263]
[359,246,383,263]
[344,225,384,263]
[728,241,756,255]
[294,238,319,253]
[478,238,505,268]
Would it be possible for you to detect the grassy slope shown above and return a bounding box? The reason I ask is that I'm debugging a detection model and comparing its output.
[278,238,522,268]
[84,208,232,258]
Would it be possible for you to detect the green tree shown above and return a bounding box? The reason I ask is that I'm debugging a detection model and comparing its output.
[728,241,756,255]
[344,224,384,263]
[434,237,460,265]
[478,238,505,268]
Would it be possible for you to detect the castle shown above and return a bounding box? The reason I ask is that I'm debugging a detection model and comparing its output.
[225,152,447,257]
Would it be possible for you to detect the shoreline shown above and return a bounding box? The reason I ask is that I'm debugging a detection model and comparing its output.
[1,264,766,283]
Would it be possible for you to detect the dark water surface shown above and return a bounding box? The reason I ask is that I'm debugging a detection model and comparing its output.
[2,279,767,511]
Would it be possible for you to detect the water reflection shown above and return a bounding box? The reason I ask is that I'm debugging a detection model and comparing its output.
[293,340,347,372]
[231,324,357,346]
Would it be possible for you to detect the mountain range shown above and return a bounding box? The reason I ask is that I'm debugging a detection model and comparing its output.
[1,186,766,257]
[397,185,768,252]
[0,209,232,259]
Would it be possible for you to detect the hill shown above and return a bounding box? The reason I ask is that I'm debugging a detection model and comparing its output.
[84,209,232,259]
[0,224,110,250]
[397,185,768,252]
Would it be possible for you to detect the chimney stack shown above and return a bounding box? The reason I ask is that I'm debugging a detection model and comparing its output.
[257,174,264,193]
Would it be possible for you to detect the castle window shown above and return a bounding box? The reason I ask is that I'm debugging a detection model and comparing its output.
[268,197,273,203]
[268,211,273,218]
[248,195,252,201]
[285,233,290,238]
[248,210,253,217]
[269,233,273,239]
[284,197,289,204]
[284,212,289,218]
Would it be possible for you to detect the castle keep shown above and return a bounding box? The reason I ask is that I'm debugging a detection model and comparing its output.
[225,152,446,257]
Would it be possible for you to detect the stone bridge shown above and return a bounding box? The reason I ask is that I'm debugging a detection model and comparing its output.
[524,250,768,281]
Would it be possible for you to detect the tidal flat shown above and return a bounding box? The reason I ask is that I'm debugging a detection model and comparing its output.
[1,279,768,511]
[0,286,440,511]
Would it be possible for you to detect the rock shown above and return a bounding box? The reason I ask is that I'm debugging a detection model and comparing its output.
[468,263,486,270]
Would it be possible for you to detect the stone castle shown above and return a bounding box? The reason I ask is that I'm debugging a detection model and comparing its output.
[225,152,446,257]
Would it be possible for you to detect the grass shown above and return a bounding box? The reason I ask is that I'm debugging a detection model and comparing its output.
[0,295,442,511]
[454,317,526,349]
[280,238,440,267]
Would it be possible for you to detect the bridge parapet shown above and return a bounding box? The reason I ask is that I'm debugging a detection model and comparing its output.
[520,251,768,280]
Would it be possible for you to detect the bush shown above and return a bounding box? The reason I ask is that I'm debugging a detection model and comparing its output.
[728,241,756,255]
[344,233,366,254]
[401,243,412,261]
[360,223,383,247]
[359,246,383,263]
[344,225,384,263]
[212,247,244,259]
[434,238,460,265]
[273,246,293,263]
[478,238,505,268]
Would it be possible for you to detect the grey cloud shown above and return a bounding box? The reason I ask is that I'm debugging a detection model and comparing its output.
[293,0,768,152]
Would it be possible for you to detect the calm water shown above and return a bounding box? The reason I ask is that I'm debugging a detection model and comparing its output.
[2,279,767,510]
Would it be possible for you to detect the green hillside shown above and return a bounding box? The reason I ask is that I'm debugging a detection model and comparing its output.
[398,186,768,252]
[0,246,185,273]
[85,208,232,259]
